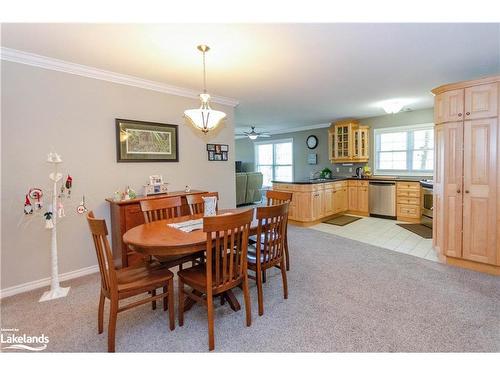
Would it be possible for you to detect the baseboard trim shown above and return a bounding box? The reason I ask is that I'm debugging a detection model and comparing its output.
[0,265,99,299]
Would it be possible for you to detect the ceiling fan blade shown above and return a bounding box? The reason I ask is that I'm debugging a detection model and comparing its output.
[258,134,271,137]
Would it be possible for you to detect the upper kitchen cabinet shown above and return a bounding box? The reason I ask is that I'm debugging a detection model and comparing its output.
[434,89,464,123]
[464,83,498,120]
[328,120,370,163]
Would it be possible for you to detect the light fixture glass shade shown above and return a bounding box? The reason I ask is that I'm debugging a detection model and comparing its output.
[381,101,404,114]
[248,134,258,140]
[184,93,226,133]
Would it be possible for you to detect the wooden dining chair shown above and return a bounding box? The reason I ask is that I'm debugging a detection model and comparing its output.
[266,190,292,271]
[247,202,289,316]
[140,196,183,223]
[186,192,219,215]
[140,196,202,270]
[86,211,175,352]
[177,209,253,351]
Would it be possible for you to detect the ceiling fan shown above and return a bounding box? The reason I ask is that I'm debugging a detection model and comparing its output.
[238,126,271,140]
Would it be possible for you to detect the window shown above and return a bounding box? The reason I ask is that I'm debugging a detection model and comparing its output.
[255,139,293,187]
[374,124,434,175]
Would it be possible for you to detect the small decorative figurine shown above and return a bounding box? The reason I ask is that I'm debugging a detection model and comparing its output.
[57,201,65,218]
[76,195,88,214]
[24,194,33,214]
[185,185,191,193]
[29,188,44,210]
[44,211,54,229]
[65,175,73,197]
[113,190,121,201]
[126,186,137,199]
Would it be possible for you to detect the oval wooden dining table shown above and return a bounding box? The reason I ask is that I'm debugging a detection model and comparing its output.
[123,208,258,312]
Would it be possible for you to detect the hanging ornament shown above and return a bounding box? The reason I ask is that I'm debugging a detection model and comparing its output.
[76,195,88,214]
[29,188,44,210]
[65,175,73,198]
[44,211,54,229]
[58,184,65,199]
[24,194,33,215]
[57,201,65,218]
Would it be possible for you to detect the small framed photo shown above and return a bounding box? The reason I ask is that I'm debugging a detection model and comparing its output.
[207,144,215,151]
[215,145,221,153]
[214,153,222,161]
[222,151,228,161]
[208,151,215,161]
[220,144,229,152]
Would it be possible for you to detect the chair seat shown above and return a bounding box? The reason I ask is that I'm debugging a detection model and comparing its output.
[178,264,241,291]
[246,245,270,264]
[117,262,174,293]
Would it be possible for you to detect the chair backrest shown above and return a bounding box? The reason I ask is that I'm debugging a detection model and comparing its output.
[266,190,293,206]
[140,196,182,223]
[255,203,289,266]
[203,209,253,290]
[186,192,219,215]
[86,211,117,296]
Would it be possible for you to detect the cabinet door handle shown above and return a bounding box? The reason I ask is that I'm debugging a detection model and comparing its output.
[456,189,461,193]
[458,113,462,117]
[466,112,470,116]
[465,190,470,194]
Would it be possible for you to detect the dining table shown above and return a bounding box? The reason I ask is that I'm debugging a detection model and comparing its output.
[122,208,259,312]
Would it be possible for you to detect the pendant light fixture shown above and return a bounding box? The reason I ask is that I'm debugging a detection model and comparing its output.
[184,45,226,134]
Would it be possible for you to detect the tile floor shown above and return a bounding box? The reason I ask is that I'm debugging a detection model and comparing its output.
[310,216,439,262]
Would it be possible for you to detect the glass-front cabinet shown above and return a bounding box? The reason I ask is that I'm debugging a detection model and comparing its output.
[328,120,370,163]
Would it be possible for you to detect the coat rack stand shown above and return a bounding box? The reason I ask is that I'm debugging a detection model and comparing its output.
[39,153,70,302]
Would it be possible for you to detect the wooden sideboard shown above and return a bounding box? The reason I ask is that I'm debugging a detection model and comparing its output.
[105,190,208,267]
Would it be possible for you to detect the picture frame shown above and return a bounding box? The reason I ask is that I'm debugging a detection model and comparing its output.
[116,119,179,162]
[206,144,229,162]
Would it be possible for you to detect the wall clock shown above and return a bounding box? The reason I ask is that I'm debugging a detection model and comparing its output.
[306,135,318,149]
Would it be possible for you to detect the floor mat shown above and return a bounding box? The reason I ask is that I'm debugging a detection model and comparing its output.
[323,215,361,226]
[397,223,432,239]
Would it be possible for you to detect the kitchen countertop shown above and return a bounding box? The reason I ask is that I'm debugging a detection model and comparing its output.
[272,176,430,185]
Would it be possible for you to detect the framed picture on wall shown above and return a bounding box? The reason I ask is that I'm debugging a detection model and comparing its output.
[206,143,229,162]
[116,119,179,162]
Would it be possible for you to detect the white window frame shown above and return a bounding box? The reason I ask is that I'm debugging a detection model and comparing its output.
[374,123,434,176]
[254,138,294,186]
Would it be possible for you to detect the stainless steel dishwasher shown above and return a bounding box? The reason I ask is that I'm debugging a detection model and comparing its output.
[369,181,396,218]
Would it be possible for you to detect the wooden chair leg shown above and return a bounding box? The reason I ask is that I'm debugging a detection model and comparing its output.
[151,289,157,310]
[256,266,264,316]
[242,276,252,327]
[280,259,288,299]
[207,291,215,351]
[98,291,105,334]
[262,269,267,283]
[220,295,225,305]
[178,279,184,327]
[108,299,118,353]
[167,280,175,331]
[163,286,168,311]
[284,235,290,271]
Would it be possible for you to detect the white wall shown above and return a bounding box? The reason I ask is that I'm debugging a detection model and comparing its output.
[1,61,236,290]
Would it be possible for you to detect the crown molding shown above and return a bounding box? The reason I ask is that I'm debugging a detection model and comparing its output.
[235,122,330,139]
[0,47,239,107]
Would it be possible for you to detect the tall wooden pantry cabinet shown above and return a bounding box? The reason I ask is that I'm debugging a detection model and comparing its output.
[432,75,500,275]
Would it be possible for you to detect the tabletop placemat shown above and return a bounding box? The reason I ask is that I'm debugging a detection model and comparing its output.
[168,218,203,232]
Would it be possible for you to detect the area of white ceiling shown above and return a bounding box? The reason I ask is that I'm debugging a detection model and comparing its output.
[2,23,499,132]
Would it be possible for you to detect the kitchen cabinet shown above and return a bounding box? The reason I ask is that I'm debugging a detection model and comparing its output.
[272,181,348,223]
[434,89,464,124]
[396,182,421,222]
[432,75,500,275]
[328,120,370,163]
[347,180,369,215]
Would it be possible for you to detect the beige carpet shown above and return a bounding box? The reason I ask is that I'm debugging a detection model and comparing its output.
[1,226,499,352]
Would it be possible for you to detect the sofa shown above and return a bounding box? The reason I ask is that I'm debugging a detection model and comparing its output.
[236,172,263,206]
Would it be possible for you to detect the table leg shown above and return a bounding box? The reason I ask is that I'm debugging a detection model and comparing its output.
[223,290,241,312]
[183,289,203,312]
